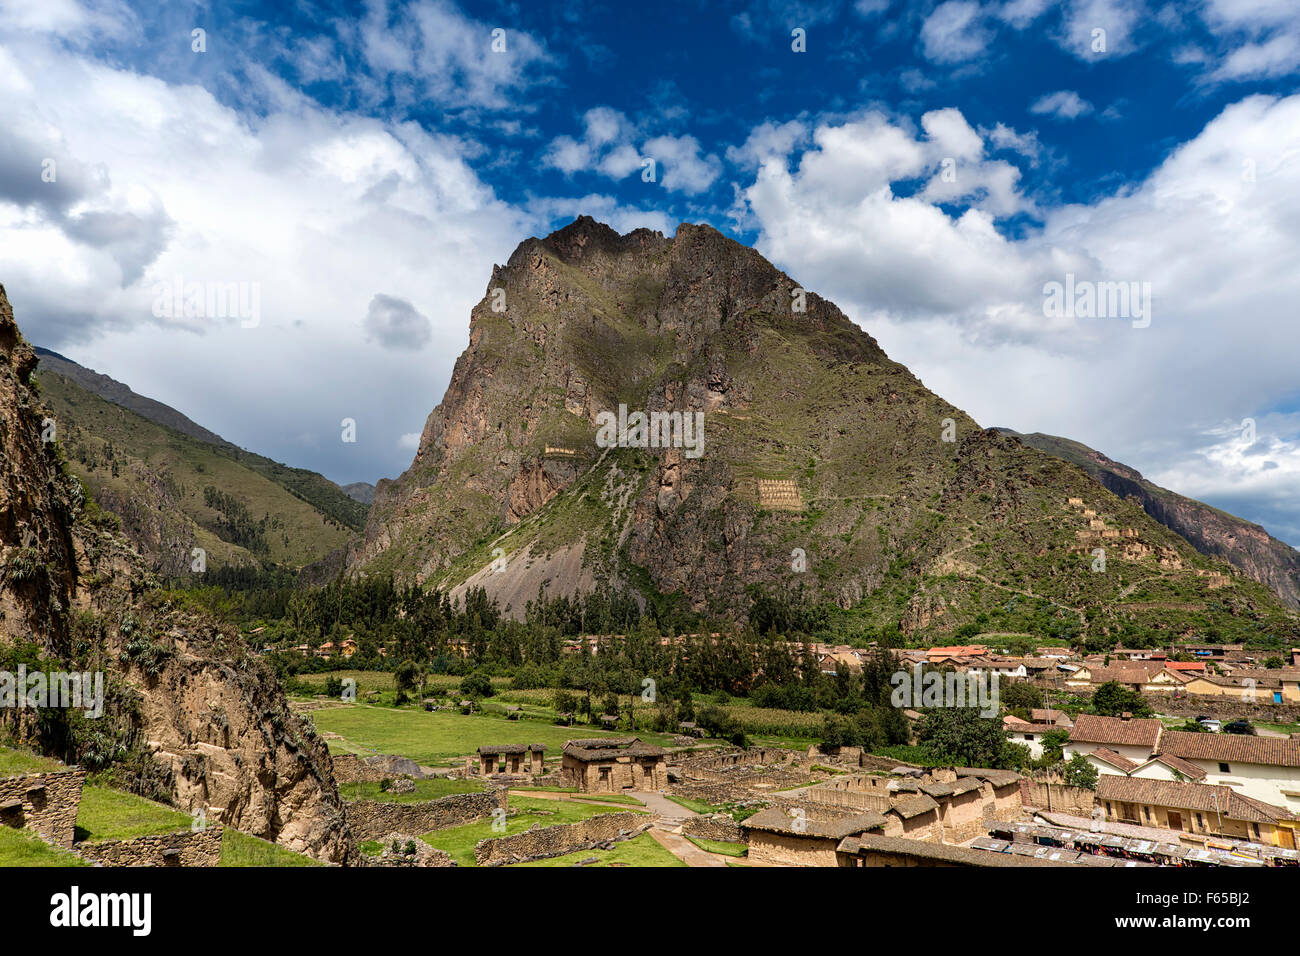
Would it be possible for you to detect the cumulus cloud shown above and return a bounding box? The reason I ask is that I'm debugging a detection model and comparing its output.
[920,1,992,63]
[1029,90,1095,119]
[541,108,722,195]
[363,294,432,350]
[735,94,1300,543]
[1057,0,1146,59]
[0,25,532,483]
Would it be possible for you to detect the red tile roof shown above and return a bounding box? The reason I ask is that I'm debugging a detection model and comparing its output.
[1069,714,1163,750]
[1159,731,1300,768]
[1097,776,1296,823]
[1088,748,1139,772]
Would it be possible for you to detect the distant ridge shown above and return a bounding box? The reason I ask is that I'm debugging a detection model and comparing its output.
[996,428,1300,611]
[35,346,231,448]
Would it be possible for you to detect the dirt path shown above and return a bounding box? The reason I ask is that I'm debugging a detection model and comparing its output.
[646,828,731,867]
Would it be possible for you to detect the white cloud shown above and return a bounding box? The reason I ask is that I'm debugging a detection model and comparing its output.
[1057,0,1146,59]
[0,28,531,483]
[736,94,1300,542]
[1210,31,1300,80]
[725,120,810,169]
[985,122,1043,163]
[1029,90,1096,119]
[920,1,992,63]
[542,109,722,195]
[359,0,552,110]
[0,0,136,40]
[995,0,1053,29]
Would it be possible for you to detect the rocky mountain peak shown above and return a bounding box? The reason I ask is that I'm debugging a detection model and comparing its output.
[350,219,1298,648]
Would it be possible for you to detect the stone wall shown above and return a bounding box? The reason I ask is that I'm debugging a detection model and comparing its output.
[79,827,222,867]
[0,770,85,848]
[346,789,504,841]
[676,748,804,773]
[1019,779,1095,814]
[681,813,744,843]
[359,832,457,867]
[859,753,921,773]
[473,811,650,866]
[1154,696,1300,723]
[746,830,841,867]
[331,754,391,784]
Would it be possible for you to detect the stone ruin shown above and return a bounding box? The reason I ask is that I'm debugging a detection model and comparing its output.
[1,765,220,866]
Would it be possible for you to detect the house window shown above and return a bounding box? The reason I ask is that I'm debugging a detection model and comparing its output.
[1219,763,1230,773]
[1196,813,1203,828]
[1251,824,1259,840]
[1025,734,1034,741]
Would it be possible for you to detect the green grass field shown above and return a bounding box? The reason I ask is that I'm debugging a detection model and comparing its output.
[75,785,193,842]
[0,826,88,867]
[510,832,684,867]
[307,702,673,765]
[420,796,639,866]
[0,745,65,777]
[219,829,322,867]
[664,794,716,814]
[686,836,748,858]
[570,793,644,806]
[339,778,487,803]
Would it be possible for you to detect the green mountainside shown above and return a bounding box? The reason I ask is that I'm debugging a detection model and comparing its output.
[35,365,358,574]
[996,428,1300,611]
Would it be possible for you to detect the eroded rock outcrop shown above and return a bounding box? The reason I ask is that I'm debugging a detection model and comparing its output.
[0,284,350,862]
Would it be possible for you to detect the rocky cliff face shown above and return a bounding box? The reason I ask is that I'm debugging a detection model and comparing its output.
[998,429,1300,610]
[0,284,350,861]
[352,218,1299,644]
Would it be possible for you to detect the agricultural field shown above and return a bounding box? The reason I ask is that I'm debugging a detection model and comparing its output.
[305,701,675,765]
[294,671,824,751]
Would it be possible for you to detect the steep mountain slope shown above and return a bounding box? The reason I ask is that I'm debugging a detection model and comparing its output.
[996,428,1300,611]
[351,217,1299,647]
[35,347,369,534]
[0,285,350,861]
[35,361,359,574]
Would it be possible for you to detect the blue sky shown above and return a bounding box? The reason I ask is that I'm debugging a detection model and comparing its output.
[2,0,1300,544]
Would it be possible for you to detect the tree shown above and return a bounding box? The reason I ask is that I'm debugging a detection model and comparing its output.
[1090,681,1151,718]
[1000,681,1043,715]
[460,671,493,699]
[917,706,1013,768]
[1039,728,1070,763]
[1063,753,1099,790]
[393,659,419,705]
